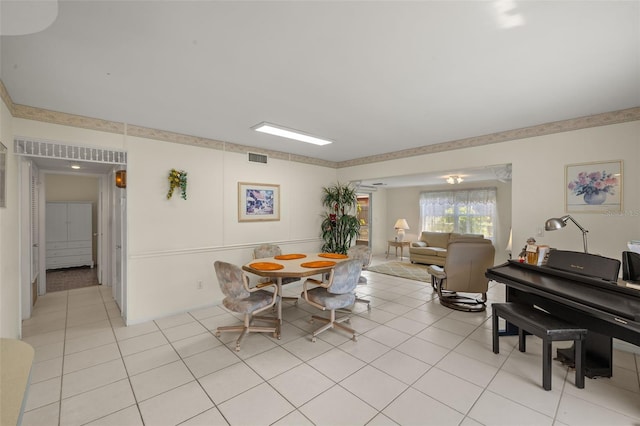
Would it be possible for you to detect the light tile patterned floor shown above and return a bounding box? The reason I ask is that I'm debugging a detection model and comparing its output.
[20,256,640,425]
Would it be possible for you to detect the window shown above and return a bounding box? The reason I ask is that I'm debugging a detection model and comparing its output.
[419,188,497,242]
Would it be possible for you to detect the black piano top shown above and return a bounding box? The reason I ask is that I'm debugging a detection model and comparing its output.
[487,261,640,322]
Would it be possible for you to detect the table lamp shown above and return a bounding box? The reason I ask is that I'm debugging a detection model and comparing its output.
[544,215,589,253]
[394,218,409,241]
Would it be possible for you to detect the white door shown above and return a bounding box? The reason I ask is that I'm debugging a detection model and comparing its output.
[112,183,126,319]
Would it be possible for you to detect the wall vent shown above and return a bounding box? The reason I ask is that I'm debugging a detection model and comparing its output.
[248,152,268,164]
[14,137,127,164]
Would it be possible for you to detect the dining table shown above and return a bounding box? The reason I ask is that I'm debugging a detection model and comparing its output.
[242,252,350,324]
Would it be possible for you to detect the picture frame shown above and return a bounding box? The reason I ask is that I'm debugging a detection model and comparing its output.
[565,160,622,213]
[0,142,6,208]
[238,182,280,222]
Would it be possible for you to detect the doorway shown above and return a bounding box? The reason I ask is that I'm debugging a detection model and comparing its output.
[15,138,127,325]
[356,193,372,247]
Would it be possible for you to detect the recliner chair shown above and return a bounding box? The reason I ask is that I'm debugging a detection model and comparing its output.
[427,238,495,312]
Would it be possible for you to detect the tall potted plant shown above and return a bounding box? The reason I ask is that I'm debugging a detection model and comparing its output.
[320,182,361,254]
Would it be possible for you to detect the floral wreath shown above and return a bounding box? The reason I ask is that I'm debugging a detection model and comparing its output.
[167,169,188,200]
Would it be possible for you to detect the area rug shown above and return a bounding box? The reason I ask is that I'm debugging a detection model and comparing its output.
[46,266,99,292]
[368,261,431,282]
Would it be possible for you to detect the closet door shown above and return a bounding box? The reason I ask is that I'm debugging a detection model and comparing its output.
[46,203,68,242]
[67,203,92,241]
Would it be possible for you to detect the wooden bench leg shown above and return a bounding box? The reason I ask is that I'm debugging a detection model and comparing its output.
[492,310,499,354]
[575,339,585,389]
[518,328,526,352]
[543,339,552,391]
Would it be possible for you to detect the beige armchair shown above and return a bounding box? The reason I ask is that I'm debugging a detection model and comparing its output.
[427,239,495,312]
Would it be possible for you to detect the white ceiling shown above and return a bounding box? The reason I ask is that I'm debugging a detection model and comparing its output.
[1,1,639,166]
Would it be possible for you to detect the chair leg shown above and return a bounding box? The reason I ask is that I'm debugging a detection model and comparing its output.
[215,313,279,351]
[356,297,371,311]
[310,310,357,342]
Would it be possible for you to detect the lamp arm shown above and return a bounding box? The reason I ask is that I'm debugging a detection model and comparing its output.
[566,215,589,253]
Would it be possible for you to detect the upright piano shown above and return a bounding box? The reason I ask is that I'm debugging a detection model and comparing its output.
[486,251,640,378]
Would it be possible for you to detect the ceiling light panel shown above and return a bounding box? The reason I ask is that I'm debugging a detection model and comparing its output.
[252,122,333,146]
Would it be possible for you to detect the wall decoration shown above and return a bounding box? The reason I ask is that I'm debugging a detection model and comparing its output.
[167,169,187,200]
[565,160,622,213]
[238,182,280,222]
[0,142,6,208]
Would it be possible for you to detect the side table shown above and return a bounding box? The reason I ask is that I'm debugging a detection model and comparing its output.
[387,240,410,259]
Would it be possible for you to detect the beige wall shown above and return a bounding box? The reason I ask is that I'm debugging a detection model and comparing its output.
[338,121,640,265]
[124,135,336,322]
[1,105,639,333]
[0,99,21,338]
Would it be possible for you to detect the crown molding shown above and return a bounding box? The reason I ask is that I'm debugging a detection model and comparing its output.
[1,79,637,170]
[126,125,338,168]
[13,103,125,134]
[336,107,640,168]
[0,80,16,115]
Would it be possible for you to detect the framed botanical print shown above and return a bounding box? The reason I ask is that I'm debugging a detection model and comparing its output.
[565,160,622,213]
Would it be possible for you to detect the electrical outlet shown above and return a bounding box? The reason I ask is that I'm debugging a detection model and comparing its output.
[197,280,203,290]
[536,227,544,237]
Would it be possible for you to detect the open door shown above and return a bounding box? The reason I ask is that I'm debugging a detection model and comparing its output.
[112,171,127,320]
[356,193,372,247]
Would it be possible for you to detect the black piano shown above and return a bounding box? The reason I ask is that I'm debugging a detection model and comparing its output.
[486,250,640,378]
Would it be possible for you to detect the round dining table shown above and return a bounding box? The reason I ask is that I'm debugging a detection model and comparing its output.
[242,252,350,323]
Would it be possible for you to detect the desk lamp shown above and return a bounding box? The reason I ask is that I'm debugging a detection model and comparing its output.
[544,215,589,253]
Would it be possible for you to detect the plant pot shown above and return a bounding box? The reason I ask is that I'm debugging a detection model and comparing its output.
[584,191,606,205]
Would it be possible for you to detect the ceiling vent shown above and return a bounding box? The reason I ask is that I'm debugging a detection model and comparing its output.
[248,152,268,164]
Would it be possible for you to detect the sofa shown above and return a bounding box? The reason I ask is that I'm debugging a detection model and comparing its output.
[409,231,484,266]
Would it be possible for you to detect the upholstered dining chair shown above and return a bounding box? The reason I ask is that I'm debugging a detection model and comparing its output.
[427,239,495,312]
[302,259,362,342]
[347,245,373,310]
[213,261,280,351]
[253,244,300,304]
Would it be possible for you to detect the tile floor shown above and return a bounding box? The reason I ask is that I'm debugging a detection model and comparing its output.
[20,256,640,425]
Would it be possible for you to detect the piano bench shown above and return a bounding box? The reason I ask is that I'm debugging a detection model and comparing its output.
[491,302,587,391]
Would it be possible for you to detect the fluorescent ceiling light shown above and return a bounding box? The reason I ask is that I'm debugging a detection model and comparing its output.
[252,122,333,146]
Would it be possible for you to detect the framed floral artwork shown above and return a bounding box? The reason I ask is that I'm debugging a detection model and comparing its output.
[565,160,622,213]
[238,182,280,222]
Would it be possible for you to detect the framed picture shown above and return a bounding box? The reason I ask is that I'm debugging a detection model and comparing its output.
[0,142,6,208]
[565,160,622,213]
[238,182,280,222]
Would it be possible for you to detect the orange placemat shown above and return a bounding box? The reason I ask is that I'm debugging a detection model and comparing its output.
[301,260,336,268]
[274,254,307,260]
[249,262,284,271]
[318,253,348,259]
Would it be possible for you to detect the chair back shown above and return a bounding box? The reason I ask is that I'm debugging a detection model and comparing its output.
[253,244,282,259]
[347,245,372,270]
[214,261,250,299]
[442,239,495,293]
[328,260,362,295]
